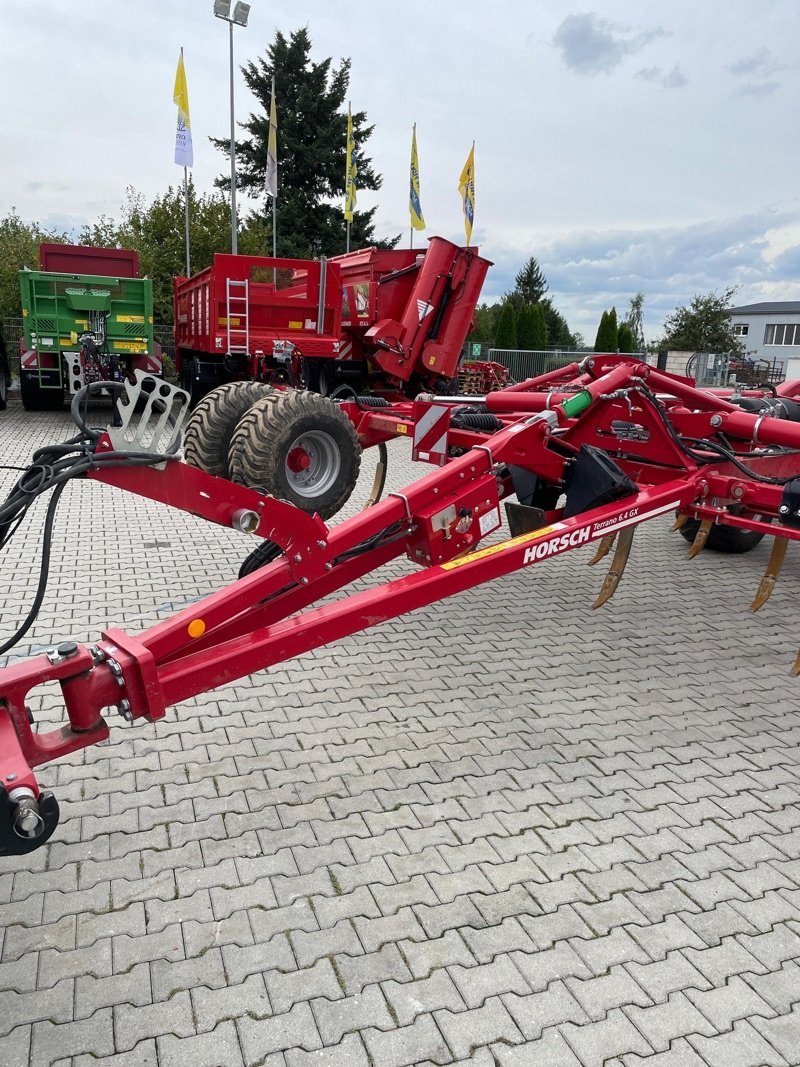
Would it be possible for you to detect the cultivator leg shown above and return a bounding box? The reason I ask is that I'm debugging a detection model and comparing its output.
[751,537,790,612]
[688,518,715,558]
[588,533,616,565]
[592,527,636,609]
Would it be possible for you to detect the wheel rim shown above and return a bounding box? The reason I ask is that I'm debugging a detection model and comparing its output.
[284,429,341,498]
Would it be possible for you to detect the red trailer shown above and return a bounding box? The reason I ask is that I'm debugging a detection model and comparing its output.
[173,237,490,404]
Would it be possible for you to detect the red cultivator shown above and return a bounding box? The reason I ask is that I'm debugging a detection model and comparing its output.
[3,354,800,855]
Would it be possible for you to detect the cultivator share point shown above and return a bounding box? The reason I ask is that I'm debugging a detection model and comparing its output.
[4,354,800,854]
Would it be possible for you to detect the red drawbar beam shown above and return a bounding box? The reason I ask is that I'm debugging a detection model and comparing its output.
[154,478,697,706]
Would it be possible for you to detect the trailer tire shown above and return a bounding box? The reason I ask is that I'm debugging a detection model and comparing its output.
[228,390,361,519]
[183,381,274,480]
[678,516,766,554]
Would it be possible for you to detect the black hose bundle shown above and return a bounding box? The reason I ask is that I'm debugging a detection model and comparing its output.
[0,382,181,655]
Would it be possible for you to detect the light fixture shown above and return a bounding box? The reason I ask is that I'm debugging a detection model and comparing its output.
[232,2,250,27]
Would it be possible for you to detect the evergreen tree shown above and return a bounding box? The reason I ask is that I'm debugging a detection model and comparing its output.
[513,257,549,304]
[618,323,635,353]
[594,311,609,351]
[594,307,619,352]
[212,28,391,257]
[625,292,646,352]
[515,304,537,349]
[542,301,576,347]
[532,303,548,349]
[494,302,518,348]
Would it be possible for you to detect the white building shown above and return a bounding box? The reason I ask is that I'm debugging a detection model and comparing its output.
[728,301,800,373]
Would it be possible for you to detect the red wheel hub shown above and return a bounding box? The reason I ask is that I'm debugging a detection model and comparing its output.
[287,446,312,473]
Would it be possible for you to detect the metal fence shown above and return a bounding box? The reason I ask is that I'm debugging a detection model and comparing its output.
[483,348,646,383]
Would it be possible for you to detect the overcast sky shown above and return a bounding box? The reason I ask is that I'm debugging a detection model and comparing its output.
[1,0,798,342]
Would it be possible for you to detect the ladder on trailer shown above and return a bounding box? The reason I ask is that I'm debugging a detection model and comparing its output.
[225,278,250,355]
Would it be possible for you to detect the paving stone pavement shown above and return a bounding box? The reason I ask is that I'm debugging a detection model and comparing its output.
[1,397,800,1067]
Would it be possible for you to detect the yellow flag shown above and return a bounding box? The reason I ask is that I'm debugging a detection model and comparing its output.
[266,77,278,198]
[458,143,475,244]
[409,124,425,231]
[173,49,193,168]
[344,105,357,222]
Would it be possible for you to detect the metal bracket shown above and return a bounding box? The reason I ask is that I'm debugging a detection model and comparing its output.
[106,372,190,464]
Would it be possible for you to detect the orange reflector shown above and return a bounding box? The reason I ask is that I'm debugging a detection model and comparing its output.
[188,619,206,639]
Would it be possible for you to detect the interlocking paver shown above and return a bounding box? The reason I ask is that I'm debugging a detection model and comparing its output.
[5,408,800,1066]
[687,1017,789,1066]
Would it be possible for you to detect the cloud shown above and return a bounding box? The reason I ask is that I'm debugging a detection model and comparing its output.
[727,47,782,97]
[727,47,777,78]
[553,12,666,75]
[636,64,687,89]
[483,211,800,341]
[733,80,781,98]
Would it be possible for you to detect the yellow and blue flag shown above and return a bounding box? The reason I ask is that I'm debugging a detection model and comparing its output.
[266,76,278,198]
[344,105,357,222]
[173,48,193,168]
[410,124,425,231]
[458,143,475,244]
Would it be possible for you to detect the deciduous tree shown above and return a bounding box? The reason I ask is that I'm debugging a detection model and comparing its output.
[659,287,743,353]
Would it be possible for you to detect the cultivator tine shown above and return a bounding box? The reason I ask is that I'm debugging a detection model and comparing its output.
[687,518,714,558]
[592,526,635,609]
[672,513,688,531]
[363,442,388,509]
[588,533,615,566]
[751,537,789,612]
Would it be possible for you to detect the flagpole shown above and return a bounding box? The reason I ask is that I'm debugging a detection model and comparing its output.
[270,75,277,261]
[183,165,191,277]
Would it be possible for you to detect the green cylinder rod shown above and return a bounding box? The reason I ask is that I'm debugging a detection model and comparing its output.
[559,390,592,418]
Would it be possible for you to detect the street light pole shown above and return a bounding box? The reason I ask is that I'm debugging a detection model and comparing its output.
[214,0,250,256]
[228,19,237,255]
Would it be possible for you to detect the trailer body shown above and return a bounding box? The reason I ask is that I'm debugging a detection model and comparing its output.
[18,244,161,410]
[173,237,490,403]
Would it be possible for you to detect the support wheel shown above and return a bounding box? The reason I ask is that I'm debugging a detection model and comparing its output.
[679,517,765,554]
[183,381,274,479]
[228,390,361,519]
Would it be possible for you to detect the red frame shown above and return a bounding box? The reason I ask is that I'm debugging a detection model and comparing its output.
[4,357,800,833]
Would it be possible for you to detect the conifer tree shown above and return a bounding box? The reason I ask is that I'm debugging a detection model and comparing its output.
[213,28,390,257]
[494,302,518,348]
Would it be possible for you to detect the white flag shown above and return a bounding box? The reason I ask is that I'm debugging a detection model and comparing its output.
[173,49,193,168]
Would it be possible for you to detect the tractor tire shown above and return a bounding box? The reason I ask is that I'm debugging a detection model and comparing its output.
[679,517,765,554]
[183,381,274,480]
[228,390,361,519]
